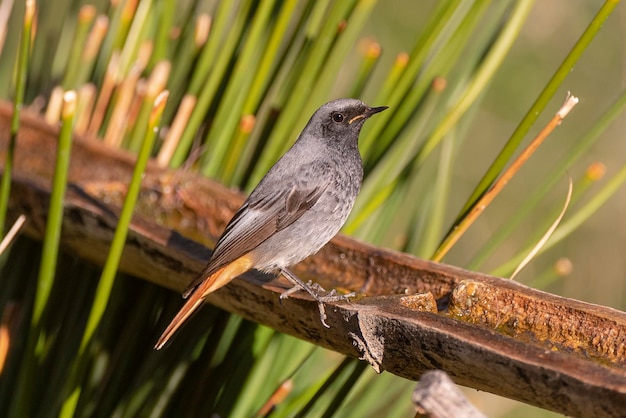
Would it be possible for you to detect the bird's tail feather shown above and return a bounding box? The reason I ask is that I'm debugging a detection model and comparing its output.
[154,255,253,349]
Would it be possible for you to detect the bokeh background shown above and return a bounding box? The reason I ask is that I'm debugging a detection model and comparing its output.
[366,2,626,415]
[1,0,624,416]
[363,0,626,310]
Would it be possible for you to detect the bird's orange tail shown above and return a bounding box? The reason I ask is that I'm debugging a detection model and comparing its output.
[154,255,253,349]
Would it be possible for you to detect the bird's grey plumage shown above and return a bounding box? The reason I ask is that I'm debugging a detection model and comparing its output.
[184,98,386,297]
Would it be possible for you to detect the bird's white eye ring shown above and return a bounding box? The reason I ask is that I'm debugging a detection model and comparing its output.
[332,113,344,122]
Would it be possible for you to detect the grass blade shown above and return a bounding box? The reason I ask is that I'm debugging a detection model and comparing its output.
[432,94,579,262]
[59,91,168,418]
[456,0,622,221]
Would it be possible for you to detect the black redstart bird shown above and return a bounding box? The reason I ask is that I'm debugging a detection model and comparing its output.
[155,98,387,349]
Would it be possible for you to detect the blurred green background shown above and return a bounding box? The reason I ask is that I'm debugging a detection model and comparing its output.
[366,4,626,413]
[365,0,626,311]
[0,0,624,417]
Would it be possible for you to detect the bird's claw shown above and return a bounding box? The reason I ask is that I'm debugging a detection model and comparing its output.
[280,280,354,303]
[278,272,356,328]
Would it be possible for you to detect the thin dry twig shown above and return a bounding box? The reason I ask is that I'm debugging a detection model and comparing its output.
[157,94,196,167]
[432,93,580,262]
[413,370,486,418]
[0,0,15,56]
[510,177,573,280]
[0,214,26,254]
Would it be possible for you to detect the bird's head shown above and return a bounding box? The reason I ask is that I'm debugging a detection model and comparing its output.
[306,98,388,143]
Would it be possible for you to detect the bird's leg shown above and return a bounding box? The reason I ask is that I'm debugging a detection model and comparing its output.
[279,268,356,302]
[278,268,356,328]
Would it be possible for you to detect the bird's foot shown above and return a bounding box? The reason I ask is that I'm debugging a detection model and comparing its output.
[279,269,355,328]
[280,280,356,302]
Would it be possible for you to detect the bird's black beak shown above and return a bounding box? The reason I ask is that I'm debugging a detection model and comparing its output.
[349,105,388,124]
[365,106,388,117]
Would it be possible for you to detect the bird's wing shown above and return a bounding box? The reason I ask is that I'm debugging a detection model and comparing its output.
[183,176,330,296]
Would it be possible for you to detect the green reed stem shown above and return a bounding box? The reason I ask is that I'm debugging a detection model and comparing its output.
[0,0,34,233]
[457,0,621,222]
[59,91,168,418]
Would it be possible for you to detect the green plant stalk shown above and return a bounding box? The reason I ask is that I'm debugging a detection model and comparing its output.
[0,240,36,413]
[75,18,109,87]
[373,52,409,107]
[211,321,260,415]
[247,0,356,187]
[36,270,99,418]
[181,314,243,416]
[293,0,379,147]
[356,1,532,248]
[128,59,173,152]
[0,0,34,233]
[144,309,230,417]
[133,307,219,415]
[268,349,332,416]
[343,370,413,417]
[295,0,379,138]
[237,44,317,188]
[126,98,154,153]
[305,0,331,37]
[470,169,600,274]
[200,0,277,177]
[209,314,243,367]
[401,169,433,253]
[22,0,68,96]
[187,0,237,95]
[11,91,75,418]
[294,356,354,418]
[354,0,509,247]
[321,360,367,418]
[170,1,252,168]
[491,163,626,278]
[345,77,444,233]
[468,89,626,271]
[416,131,455,257]
[62,6,96,89]
[59,92,167,418]
[492,167,597,278]
[86,285,161,416]
[260,0,327,113]
[228,328,278,417]
[457,0,621,222]
[32,93,75,326]
[415,0,534,168]
[150,362,190,416]
[269,0,328,112]
[255,0,376,170]
[148,0,175,69]
[89,93,164,350]
[114,380,153,418]
[266,338,319,396]
[349,41,381,98]
[222,0,301,184]
[365,0,485,169]
[164,13,207,119]
[240,333,318,416]
[118,0,153,76]
[359,179,407,244]
[358,0,463,157]
[94,0,125,81]
[404,98,478,256]
[221,116,255,186]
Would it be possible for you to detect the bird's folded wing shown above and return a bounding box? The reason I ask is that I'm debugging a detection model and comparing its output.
[183,179,330,296]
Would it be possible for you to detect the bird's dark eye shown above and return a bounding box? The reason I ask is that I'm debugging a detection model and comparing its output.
[332,113,344,123]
